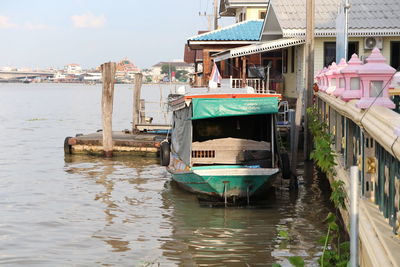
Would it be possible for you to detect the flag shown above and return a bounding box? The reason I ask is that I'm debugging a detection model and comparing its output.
[209,63,222,84]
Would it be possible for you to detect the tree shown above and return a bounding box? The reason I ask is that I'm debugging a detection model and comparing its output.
[161,64,176,75]
[175,70,189,81]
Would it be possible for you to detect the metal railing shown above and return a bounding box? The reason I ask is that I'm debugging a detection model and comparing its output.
[316,96,400,235]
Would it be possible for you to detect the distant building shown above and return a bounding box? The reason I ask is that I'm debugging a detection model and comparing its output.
[53,71,66,81]
[65,64,82,75]
[150,61,194,82]
[116,59,141,81]
[220,0,268,22]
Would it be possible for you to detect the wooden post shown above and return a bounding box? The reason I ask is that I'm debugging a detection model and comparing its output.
[133,73,143,133]
[101,62,116,157]
[242,56,247,87]
[304,0,315,159]
[291,89,305,175]
[139,99,146,124]
[213,0,218,30]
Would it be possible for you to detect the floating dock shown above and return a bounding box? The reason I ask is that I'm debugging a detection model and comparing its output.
[64,130,168,156]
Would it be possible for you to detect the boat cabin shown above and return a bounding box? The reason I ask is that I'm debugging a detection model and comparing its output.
[168,88,281,170]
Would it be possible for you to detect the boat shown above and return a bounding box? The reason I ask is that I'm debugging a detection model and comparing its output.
[22,77,32,83]
[161,86,285,201]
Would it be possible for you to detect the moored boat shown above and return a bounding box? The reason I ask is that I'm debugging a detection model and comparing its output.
[162,87,283,201]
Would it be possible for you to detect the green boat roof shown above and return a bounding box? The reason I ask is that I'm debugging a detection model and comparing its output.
[191,97,279,120]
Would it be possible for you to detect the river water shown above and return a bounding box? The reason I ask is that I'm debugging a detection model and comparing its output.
[0,83,333,266]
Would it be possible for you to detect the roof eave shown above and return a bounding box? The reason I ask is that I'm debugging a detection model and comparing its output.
[225,3,268,8]
[281,28,400,37]
[188,40,258,49]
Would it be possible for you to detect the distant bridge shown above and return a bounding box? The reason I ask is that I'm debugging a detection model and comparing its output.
[0,71,55,80]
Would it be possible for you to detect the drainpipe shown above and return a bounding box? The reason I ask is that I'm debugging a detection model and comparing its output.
[344,0,350,60]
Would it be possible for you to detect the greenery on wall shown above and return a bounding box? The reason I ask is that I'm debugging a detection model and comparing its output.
[306,105,350,267]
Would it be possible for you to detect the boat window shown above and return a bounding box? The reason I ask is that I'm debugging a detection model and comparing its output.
[192,114,271,143]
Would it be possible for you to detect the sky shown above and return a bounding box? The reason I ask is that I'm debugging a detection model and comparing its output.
[0,0,234,70]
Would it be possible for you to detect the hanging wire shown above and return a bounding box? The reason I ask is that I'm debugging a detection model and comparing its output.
[358,65,400,161]
[359,65,400,125]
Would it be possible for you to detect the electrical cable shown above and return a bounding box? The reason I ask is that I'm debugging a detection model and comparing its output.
[357,65,400,162]
[391,136,399,161]
[359,65,400,126]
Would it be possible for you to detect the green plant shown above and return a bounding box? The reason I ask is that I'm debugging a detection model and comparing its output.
[277,228,289,239]
[330,180,346,210]
[307,105,350,267]
[175,70,188,81]
[288,256,305,267]
[161,64,176,75]
[307,106,337,175]
[319,213,350,267]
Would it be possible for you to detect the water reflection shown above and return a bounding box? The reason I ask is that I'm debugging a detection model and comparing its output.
[159,160,332,266]
[63,155,164,264]
[63,154,332,266]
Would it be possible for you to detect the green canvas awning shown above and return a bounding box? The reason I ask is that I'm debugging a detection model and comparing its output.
[191,97,279,120]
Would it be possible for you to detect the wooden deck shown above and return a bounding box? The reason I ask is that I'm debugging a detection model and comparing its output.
[64,131,167,156]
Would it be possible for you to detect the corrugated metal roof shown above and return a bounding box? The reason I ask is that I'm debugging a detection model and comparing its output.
[271,0,400,31]
[213,38,305,61]
[189,20,263,41]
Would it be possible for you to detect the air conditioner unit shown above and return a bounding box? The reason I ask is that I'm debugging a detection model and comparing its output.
[364,37,383,50]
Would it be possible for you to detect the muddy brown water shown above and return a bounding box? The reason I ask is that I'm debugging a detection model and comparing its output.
[0,83,333,266]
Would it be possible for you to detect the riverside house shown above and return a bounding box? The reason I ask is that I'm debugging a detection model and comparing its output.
[186,0,268,87]
[212,0,400,100]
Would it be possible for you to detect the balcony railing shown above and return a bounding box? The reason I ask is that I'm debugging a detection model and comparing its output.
[230,77,269,93]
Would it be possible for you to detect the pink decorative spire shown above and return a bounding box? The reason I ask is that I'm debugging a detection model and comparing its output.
[333,58,348,97]
[342,54,362,74]
[358,48,396,74]
[340,54,364,101]
[318,67,329,92]
[356,48,396,109]
[326,62,338,94]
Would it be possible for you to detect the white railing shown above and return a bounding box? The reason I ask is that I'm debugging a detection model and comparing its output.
[229,77,272,94]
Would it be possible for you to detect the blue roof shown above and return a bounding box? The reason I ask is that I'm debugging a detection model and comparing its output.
[189,20,263,41]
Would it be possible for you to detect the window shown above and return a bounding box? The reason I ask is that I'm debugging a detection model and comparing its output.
[350,77,360,90]
[370,81,383,97]
[348,42,359,60]
[282,49,288,73]
[324,42,336,67]
[339,78,345,88]
[324,41,359,67]
[239,12,246,22]
[390,42,400,70]
[259,11,266,19]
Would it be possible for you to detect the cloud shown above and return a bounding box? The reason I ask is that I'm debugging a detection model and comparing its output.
[24,22,53,30]
[0,16,17,29]
[71,12,106,28]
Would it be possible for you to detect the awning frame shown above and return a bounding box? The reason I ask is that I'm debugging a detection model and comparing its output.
[213,38,305,62]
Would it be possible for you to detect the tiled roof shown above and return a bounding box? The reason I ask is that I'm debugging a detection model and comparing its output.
[271,0,400,31]
[189,20,263,41]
